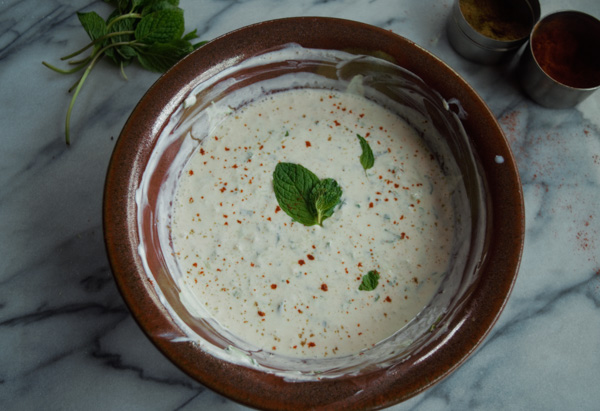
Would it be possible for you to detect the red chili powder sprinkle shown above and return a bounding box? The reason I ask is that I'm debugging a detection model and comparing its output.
[258,311,265,317]
[200,148,206,155]
[307,254,315,261]
[188,170,194,176]
[321,284,328,292]
[305,141,312,147]
[275,206,281,213]
[384,296,392,303]
[308,342,316,347]
[298,259,306,266]
[271,284,277,289]
[369,202,374,208]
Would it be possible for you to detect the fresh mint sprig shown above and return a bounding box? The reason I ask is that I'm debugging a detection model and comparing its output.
[273,163,342,227]
[43,0,206,144]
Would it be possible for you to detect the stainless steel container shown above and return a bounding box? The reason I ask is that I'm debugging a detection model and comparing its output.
[519,11,600,108]
[447,0,540,64]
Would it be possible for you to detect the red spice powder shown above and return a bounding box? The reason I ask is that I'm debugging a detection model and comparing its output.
[320,283,328,292]
[298,259,306,266]
[532,14,600,89]
[257,311,265,317]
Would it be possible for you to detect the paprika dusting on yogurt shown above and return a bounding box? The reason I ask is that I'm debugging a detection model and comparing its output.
[531,12,600,89]
[170,88,457,358]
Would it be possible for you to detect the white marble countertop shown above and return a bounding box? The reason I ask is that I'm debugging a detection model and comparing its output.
[1,0,599,410]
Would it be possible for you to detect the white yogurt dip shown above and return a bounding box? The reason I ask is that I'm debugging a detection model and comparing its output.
[135,45,477,378]
[169,88,456,358]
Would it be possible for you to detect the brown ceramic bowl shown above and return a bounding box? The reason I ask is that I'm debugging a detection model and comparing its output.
[104,17,524,410]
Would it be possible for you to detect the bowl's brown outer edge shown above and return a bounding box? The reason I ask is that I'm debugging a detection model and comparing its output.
[103,17,525,411]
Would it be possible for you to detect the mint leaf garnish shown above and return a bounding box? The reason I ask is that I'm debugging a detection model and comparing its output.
[357,134,374,171]
[358,270,380,291]
[273,163,320,226]
[273,163,342,227]
[309,178,342,225]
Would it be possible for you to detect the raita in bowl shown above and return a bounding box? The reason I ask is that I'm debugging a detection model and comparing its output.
[104,17,524,410]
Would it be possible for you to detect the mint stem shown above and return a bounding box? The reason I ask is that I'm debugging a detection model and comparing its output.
[64,40,135,144]
[105,13,142,31]
[42,60,89,75]
[60,31,135,61]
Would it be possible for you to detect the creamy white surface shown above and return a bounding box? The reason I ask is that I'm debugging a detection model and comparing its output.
[170,88,456,358]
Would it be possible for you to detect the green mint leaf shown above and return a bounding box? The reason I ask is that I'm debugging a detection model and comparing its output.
[309,178,342,225]
[134,9,184,44]
[141,0,180,15]
[273,163,320,226]
[182,28,198,42]
[358,270,380,291]
[104,0,130,13]
[105,11,136,46]
[357,134,374,171]
[131,0,147,10]
[77,11,107,41]
[273,163,343,227]
[135,39,193,72]
[117,44,138,59]
[103,14,137,65]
